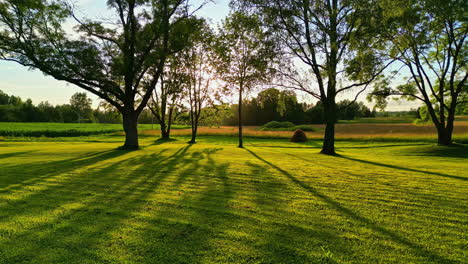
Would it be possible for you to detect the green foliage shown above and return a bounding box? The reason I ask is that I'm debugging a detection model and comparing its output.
[216,12,279,93]
[69,92,94,122]
[262,121,295,129]
[260,121,316,132]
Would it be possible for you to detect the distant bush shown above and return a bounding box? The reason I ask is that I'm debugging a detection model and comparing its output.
[261,121,316,132]
[293,125,315,132]
[412,119,432,126]
[262,121,295,129]
[290,129,308,142]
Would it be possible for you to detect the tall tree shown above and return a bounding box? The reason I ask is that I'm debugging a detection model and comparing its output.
[216,11,278,148]
[148,56,186,139]
[236,0,390,154]
[0,0,204,149]
[369,0,467,145]
[184,21,217,143]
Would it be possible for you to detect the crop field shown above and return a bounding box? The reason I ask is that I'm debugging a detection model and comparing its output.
[0,122,189,137]
[0,120,466,264]
[139,120,468,143]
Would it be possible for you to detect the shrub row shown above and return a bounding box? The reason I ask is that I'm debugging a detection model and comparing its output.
[261,121,316,132]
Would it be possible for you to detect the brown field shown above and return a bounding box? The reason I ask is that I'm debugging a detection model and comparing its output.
[139,120,468,140]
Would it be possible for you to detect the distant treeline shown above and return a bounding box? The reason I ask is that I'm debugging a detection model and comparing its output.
[0,90,122,124]
[221,88,376,125]
[1,88,379,125]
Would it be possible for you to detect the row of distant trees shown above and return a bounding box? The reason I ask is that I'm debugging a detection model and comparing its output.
[0,90,121,123]
[0,89,375,125]
[223,88,375,126]
[0,0,465,153]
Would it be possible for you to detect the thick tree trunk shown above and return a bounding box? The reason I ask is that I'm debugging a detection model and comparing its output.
[437,119,454,146]
[321,101,336,155]
[160,121,169,139]
[322,121,336,155]
[437,128,452,146]
[122,110,139,150]
[238,89,243,148]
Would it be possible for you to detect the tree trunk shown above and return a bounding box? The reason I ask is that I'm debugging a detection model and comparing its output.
[238,88,243,148]
[321,101,336,155]
[437,128,452,146]
[322,121,336,155]
[190,124,198,143]
[189,111,199,143]
[437,115,454,146]
[160,121,169,139]
[122,110,139,150]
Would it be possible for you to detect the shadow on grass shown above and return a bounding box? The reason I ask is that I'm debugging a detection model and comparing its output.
[244,148,457,264]
[401,144,468,159]
[337,155,466,181]
[0,150,36,160]
[336,143,428,149]
[0,149,131,191]
[0,145,196,263]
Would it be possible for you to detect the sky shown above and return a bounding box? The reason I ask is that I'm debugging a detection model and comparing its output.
[0,0,419,111]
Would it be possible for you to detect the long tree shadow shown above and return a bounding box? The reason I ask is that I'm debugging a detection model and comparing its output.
[337,155,466,181]
[244,148,457,264]
[400,144,468,159]
[336,143,428,149]
[0,149,131,191]
[244,162,342,263]
[0,150,36,160]
[134,148,234,263]
[0,145,196,263]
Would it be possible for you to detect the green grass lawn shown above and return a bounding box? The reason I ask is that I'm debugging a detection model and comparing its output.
[0,136,466,263]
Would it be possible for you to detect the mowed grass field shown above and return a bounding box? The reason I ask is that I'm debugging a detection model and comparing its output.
[0,132,467,263]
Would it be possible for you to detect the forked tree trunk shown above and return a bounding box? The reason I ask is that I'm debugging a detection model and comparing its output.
[189,112,199,143]
[190,123,198,143]
[122,110,139,150]
[437,123,454,146]
[427,101,455,146]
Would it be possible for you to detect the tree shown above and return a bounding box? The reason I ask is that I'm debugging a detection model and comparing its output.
[184,21,217,143]
[216,12,278,148]
[148,56,186,139]
[69,92,93,122]
[369,0,467,145]
[236,0,391,154]
[0,0,203,149]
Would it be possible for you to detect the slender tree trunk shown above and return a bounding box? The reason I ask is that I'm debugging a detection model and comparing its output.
[122,110,139,150]
[321,100,336,155]
[238,87,243,148]
[190,116,199,143]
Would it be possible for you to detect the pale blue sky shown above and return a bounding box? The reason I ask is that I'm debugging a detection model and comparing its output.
[0,0,418,110]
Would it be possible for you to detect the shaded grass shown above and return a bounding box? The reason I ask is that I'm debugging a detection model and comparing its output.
[0,137,466,263]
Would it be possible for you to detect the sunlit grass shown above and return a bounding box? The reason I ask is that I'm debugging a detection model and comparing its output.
[0,135,466,263]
